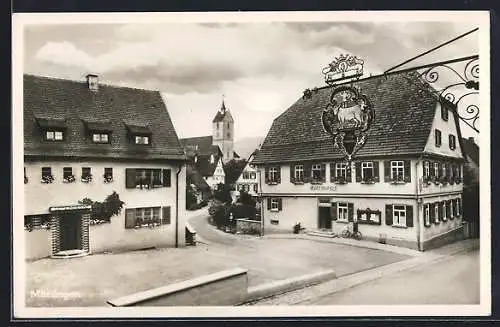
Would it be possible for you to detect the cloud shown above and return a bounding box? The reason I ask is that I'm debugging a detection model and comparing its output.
[35,41,94,69]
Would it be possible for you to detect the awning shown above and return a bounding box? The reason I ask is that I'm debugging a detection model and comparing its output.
[126,123,151,135]
[49,204,92,212]
[36,118,67,129]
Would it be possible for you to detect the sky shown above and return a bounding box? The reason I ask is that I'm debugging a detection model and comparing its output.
[23,20,480,141]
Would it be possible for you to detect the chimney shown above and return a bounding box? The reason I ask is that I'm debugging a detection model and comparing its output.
[86,74,99,91]
[468,136,475,144]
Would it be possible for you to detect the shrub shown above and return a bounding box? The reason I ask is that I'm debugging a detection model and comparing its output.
[231,203,257,219]
[78,191,125,222]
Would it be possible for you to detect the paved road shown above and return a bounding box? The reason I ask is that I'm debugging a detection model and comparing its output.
[304,249,479,305]
[187,211,239,245]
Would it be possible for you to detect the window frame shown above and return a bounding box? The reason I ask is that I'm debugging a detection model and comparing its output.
[337,202,349,222]
[424,161,430,178]
[294,164,304,182]
[392,205,407,227]
[335,162,347,179]
[449,134,456,150]
[311,164,322,181]
[434,204,440,223]
[361,161,374,180]
[44,129,64,142]
[134,135,150,145]
[92,132,110,144]
[424,203,430,226]
[435,129,442,147]
[269,167,279,183]
[434,162,440,177]
[390,160,404,180]
[270,198,279,211]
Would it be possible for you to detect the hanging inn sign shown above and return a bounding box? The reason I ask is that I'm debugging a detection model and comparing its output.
[320,54,375,162]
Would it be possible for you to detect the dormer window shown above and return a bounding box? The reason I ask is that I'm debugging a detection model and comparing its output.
[135,136,150,145]
[210,154,215,164]
[45,130,64,141]
[93,133,109,143]
[126,123,152,146]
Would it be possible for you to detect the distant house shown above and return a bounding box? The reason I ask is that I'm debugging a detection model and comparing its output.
[180,100,240,189]
[235,150,260,197]
[461,137,479,185]
[23,74,187,260]
[186,164,211,206]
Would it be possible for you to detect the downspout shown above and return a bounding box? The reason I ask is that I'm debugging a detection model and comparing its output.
[415,155,423,251]
[258,167,264,237]
[175,163,182,248]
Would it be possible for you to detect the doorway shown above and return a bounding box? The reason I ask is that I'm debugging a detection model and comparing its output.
[59,213,82,251]
[318,207,332,230]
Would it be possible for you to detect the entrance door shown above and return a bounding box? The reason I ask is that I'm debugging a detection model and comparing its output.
[59,213,82,251]
[318,207,332,230]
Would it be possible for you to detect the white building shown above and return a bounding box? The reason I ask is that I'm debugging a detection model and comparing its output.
[23,74,187,260]
[235,150,260,197]
[253,72,466,251]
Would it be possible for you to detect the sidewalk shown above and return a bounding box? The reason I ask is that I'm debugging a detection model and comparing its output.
[245,237,479,305]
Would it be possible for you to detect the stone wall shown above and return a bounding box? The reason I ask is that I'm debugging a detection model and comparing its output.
[236,219,262,236]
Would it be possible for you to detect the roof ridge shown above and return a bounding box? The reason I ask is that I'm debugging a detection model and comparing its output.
[24,73,160,94]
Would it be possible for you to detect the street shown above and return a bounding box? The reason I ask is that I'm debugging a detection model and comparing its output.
[303,249,479,305]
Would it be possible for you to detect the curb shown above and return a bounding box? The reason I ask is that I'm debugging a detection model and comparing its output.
[243,269,337,304]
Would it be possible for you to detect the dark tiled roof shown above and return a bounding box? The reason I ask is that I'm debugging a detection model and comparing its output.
[24,74,185,161]
[187,164,211,191]
[461,137,479,165]
[253,72,441,164]
[194,154,220,177]
[212,100,228,122]
[180,136,218,155]
[233,151,240,159]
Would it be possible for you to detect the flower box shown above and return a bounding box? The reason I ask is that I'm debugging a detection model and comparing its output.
[41,175,55,184]
[81,174,93,183]
[63,175,76,183]
[103,175,113,183]
[332,177,347,184]
[390,176,406,185]
[361,177,376,184]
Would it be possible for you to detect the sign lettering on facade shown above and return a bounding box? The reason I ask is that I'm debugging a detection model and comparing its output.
[310,185,337,192]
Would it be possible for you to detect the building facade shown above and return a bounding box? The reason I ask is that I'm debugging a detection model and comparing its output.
[24,74,187,260]
[235,150,260,197]
[253,72,466,251]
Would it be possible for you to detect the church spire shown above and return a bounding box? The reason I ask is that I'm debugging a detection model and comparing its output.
[220,95,226,113]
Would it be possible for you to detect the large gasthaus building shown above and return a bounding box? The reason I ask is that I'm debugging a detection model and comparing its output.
[253,67,466,251]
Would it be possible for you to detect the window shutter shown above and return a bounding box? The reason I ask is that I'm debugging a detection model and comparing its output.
[423,160,428,176]
[320,163,326,182]
[385,205,393,226]
[330,163,336,183]
[373,161,380,182]
[439,202,444,221]
[430,161,435,177]
[304,162,312,183]
[346,163,352,183]
[384,161,391,182]
[125,208,135,228]
[276,166,281,184]
[436,161,442,178]
[406,205,414,227]
[355,162,362,182]
[125,168,136,188]
[330,202,337,221]
[162,169,171,187]
[404,160,411,182]
[264,167,269,183]
[348,203,354,221]
[290,163,295,183]
[430,203,436,223]
[277,198,283,211]
[267,197,271,210]
[162,206,171,225]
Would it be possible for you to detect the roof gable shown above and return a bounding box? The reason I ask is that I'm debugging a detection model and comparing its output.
[24,74,185,160]
[253,72,440,164]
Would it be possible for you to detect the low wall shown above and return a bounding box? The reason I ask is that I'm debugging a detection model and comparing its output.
[107,268,248,307]
[245,269,337,303]
[236,219,262,236]
[25,229,51,260]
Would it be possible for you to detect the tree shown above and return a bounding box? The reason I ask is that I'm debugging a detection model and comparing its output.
[238,190,256,207]
[223,159,247,186]
[213,182,232,203]
[78,191,125,222]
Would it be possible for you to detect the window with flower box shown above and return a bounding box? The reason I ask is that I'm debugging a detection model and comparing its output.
[81,167,92,183]
[311,164,326,183]
[104,167,113,183]
[384,160,411,184]
[63,167,75,183]
[356,161,379,183]
[124,206,170,229]
[331,162,351,184]
[434,162,440,179]
[265,166,281,184]
[440,163,448,184]
[24,214,51,231]
[125,168,171,189]
[357,208,381,225]
[41,167,54,183]
[294,164,304,183]
[423,161,431,184]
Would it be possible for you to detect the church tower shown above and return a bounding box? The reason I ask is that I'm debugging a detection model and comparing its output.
[212,98,234,163]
